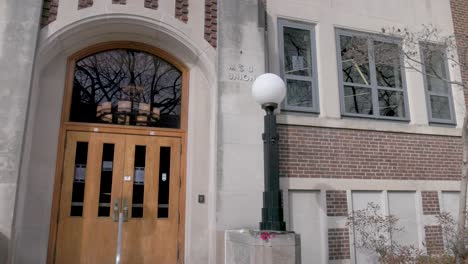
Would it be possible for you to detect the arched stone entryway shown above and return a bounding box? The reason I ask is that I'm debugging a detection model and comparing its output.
[11,14,217,264]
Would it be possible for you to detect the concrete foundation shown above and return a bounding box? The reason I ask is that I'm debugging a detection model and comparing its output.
[225,230,301,264]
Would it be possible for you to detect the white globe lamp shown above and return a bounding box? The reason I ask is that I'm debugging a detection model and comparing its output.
[252,73,286,108]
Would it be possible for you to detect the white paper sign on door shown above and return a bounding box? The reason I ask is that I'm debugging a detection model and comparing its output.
[102,161,113,171]
[74,164,86,182]
[135,167,145,185]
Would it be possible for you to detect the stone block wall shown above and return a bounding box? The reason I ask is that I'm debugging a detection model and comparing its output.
[0,1,43,262]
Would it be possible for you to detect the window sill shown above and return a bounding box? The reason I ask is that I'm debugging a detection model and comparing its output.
[277,113,462,137]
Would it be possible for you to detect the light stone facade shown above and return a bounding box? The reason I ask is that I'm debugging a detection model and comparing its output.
[0,0,43,262]
[0,0,466,263]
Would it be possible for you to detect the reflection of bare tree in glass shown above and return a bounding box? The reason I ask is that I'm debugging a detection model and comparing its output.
[340,36,405,117]
[287,80,312,107]
[379,90,398,116]
[284,28,310,76]
[341,36,371,114]
[71,49,182,128]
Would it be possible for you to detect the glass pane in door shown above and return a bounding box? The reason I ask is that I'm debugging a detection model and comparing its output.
[132,145,146,218]
[70,141,89,216]
[157,147,171,218]
[98,143,115,217]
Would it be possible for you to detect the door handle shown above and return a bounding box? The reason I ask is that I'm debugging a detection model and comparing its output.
[113,199,120,222]
[122,198,129,222]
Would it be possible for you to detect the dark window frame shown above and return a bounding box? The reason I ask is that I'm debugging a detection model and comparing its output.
[278,18,320,113]
[420,43,456,125]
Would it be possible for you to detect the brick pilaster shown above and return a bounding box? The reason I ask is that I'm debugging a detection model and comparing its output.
[425,225,444,255]
[450,0,468,106]
[421,191,440,215]
[41,0,59,27]
[328,228,351,260]
[204,0,217,48]
[78,0,93,9]
[326,190,348,217]
[144,0,158,9]
[175,0,189,23]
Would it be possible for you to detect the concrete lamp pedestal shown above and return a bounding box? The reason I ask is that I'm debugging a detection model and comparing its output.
[225,230,301,264]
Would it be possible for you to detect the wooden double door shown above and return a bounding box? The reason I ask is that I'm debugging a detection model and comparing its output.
[54,131,182,263]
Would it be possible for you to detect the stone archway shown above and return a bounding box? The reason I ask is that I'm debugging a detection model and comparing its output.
[11,15,217,263]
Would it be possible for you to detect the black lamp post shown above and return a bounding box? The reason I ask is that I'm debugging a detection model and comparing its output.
[252,73,287,231]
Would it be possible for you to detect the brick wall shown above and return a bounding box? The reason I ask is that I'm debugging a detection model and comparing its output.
[78,0,93,9]
[41,0,59,27]
[144,0,158,10]
[279,125,462,181]
[328,228,351,260]
[175,0,189,23]
[204,0,217,48]
[421,191,440,215]
[326,190,348,216]
[425,225,444,255]
[450,0,468,105]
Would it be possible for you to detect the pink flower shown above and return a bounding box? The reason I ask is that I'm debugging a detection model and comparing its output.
[260,232,273,242]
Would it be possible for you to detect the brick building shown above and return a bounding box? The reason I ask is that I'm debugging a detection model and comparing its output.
[0,0,466,263]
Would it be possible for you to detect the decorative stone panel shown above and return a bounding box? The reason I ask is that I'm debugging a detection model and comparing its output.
[425,225,444,255]
[204,0,217,48]
[41,0,59,27]
[78,0,93,9]
[421,191,440,215]
[144,0,158,10]
[328,228,351,260]
[326,190,348,217]
[279,125,462,181]
[175,0,189,23]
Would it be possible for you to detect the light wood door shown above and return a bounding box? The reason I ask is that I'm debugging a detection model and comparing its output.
[120,135,181,263]
[54,131,182,264]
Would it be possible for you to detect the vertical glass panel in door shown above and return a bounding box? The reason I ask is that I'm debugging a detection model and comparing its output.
[70,142,89,216]
[98,143,115,217]
[157,147,171,218]
[132,145,146,218]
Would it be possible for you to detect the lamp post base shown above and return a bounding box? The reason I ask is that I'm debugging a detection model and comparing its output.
[260,189,286,230]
